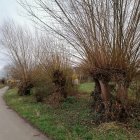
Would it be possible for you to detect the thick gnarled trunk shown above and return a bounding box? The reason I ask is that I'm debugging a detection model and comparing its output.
[92,78,111,116]
[99,80,110,103]
[116,82,129,104]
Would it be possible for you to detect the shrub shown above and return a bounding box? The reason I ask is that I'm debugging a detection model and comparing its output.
[33,85,53,102]
[18,81,33,96]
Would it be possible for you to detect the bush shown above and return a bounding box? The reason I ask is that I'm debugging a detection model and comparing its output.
[33,85,53,102]
[63,96,77,104]
[18,81,33,96]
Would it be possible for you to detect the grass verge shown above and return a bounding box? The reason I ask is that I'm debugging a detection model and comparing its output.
[3,88,140,140]
[78,82,94,94]
[0,84,5,89]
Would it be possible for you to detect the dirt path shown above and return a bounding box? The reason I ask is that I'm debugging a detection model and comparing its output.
[0,87,49,140]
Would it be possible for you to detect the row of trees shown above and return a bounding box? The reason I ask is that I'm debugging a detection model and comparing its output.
[0,0,140,122]
[19,0,140,121]
[0,22,74,101]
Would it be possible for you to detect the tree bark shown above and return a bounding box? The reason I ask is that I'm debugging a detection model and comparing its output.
[99,80,110,105]
[94,78,101,94]
[116,82,128,104]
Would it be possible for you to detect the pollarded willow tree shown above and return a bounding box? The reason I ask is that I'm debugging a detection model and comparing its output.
[19,0,140,120]
[0,22,35,95]
[34,37,74,99]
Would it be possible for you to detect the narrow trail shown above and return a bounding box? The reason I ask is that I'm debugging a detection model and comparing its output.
[0,87,49,140]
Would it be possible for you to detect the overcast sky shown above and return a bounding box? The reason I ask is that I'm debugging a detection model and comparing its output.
[0,0,32,77]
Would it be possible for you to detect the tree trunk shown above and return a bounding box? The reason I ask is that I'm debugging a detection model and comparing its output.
[99,80,111,121]
[116,82,128,104]
[61,87,67,99]
[99,80,110,103]
[94,78,101,94]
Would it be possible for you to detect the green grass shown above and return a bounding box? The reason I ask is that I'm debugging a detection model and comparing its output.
[0,84,5,89]
[4,88,140,140]
[78,82,94,93]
